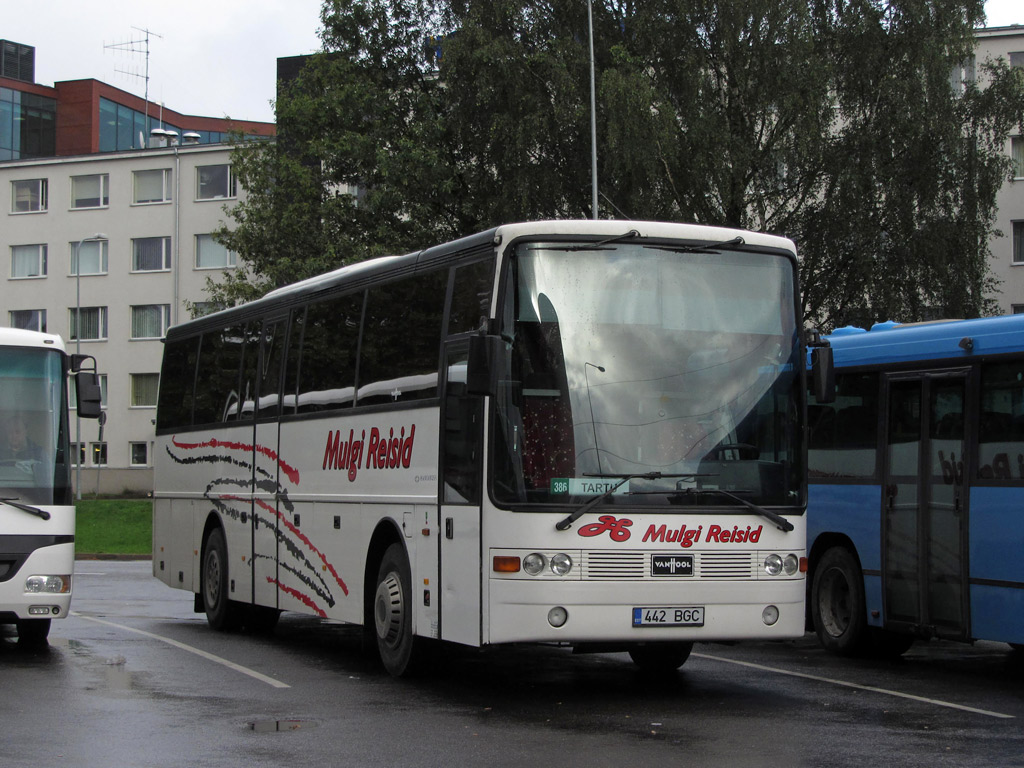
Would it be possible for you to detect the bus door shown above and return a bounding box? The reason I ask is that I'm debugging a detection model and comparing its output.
[438,341,484,645]
[251,314,288,608]
[882,370,970,640]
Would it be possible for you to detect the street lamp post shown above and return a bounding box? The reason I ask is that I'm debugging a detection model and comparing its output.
[75,233,107,500]
[588,0,598,219]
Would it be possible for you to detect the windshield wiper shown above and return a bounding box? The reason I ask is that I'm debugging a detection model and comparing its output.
[532,229,640,253]
[554,472,701,531]
[666,488,793,532]
[643,235,745,255]
[0,497,51,520]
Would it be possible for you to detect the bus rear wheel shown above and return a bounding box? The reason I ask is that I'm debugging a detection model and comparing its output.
[202,527,243,631]
[373,543,421,677]
[628,642,693,672]
[812,546,868,655]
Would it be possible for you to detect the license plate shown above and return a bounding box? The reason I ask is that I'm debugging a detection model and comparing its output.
[652,554,693,576]
[632,606,705,627]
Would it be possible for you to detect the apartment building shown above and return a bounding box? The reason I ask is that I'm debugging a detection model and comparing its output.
[977,25,1024,313]
[1,40,271,493]
[1,144,247,493]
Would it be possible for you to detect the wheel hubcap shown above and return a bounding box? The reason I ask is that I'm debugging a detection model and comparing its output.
[204,552,221,609]
[374,572,404,648]
[819,567,851,638]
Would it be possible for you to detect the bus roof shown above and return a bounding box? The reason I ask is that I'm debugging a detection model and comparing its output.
[824,314,1024,368]
[0,327,68,353]
[168,220,797,340]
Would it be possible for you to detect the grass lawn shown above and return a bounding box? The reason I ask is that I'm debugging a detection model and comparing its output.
[75,498,152,556]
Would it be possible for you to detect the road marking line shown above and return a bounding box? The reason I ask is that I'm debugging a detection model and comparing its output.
[692,652,1013,719]
[71,612,290,689]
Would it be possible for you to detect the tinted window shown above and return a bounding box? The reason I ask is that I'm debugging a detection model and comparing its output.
[296,293,362,413]
[978,361,1024,480]
[193,326,245,424]
[156,337,199,430]
[808,372,879,479]
[357,271,446,406]
[447,258,494,336]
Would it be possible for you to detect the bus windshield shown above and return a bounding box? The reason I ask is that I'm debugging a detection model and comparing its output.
[0,347,71,506]
[491,240,802,509]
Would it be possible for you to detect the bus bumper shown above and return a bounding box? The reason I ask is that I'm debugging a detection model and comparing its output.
[0,541,74,622]
[485,577,804,645]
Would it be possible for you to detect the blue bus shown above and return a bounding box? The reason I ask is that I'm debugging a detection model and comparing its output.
[807,315,1024,655]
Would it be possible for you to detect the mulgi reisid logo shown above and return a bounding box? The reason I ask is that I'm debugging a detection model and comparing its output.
[322,425,416,482]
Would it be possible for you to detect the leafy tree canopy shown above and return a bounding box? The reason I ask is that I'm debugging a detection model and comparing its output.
[213,0,1024,329]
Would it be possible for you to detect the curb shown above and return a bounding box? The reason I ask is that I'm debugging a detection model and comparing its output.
[76,554,153,561]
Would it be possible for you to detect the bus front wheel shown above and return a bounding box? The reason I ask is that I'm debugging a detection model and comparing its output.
[373,543,421,677]
[628,642,693,672]
[812,546,868,655]
[202,527,243,631]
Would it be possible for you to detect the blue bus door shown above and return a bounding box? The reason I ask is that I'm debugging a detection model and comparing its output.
[883,371,970,640]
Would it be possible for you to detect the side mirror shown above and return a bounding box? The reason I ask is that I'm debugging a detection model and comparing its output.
[71,354,103,419]
[810,345,835,404]
[466,334,505,397]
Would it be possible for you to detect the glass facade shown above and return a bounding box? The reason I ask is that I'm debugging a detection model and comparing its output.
[99,97,234,152]
[0,87,56,160]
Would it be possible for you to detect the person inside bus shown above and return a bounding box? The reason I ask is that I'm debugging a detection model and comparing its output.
[0,413,44,463]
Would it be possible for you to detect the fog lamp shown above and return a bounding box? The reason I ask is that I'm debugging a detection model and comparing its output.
[762,605,780,626]
[548,606,568,628]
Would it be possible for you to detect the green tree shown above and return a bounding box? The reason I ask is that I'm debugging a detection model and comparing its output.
[218,0,1024,329]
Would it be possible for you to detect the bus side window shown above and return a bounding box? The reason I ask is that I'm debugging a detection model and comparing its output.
[358,271,447,406]
[156,336,199,430]
[447,258,495,336]
[280,308,305,416]
[193,326,245,425]
[237,322,261,421]
[978,362,1024,480]
[808,372,878,480]
[296,294,361,413]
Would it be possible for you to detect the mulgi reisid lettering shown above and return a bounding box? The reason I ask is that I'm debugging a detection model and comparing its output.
[323,424,416,482]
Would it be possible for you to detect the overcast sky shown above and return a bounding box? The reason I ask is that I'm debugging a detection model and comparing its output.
[3,0,1022,126]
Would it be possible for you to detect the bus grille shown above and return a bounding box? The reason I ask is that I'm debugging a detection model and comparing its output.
[580,551,756,580]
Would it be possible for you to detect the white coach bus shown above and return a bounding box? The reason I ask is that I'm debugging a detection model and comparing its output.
[0,328,101,644]
[153,220,828,675]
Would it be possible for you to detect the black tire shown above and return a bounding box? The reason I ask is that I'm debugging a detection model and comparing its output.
[373,542,421,677]
[16,618,50,646]
[202,527,243,631]
[628,642,694,672]
[811,546,868,655]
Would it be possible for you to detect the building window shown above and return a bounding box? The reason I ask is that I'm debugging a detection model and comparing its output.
[70,174,109,209]
[130,442,149,466]
[1015,222,1024,265]
[10,244,46,278]
[11,178,47,212]
[1011,52,1024,69]
[9,309,46,332]
[130,373,160,407]
[90,442,107,467]
[132,236,172,272]
[1013,137,1024,180]
[130,305,171,339]
[196,164,236,200]
[69,443,85,466]
[69,306,108,341]
[70,239,108,275]
[195,234,237,269]
[133,168,173,204]
[1012,305,1024,314]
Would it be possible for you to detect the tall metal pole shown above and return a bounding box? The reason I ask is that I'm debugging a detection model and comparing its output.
[74,234,106,500]
[588,0,598,219]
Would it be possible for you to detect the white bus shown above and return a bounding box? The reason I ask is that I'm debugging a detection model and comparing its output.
[0,328,101,644]
[153,220,827,675]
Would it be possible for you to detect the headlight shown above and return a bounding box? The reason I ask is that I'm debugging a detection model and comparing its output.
[25,575,71,594]
[784,554,799,576]
[764,554,783,576]
[550,553,573,576]
[523,553,546,576]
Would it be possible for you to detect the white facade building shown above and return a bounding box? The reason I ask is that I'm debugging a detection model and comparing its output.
[1,143,241,493]
[976,25,1024,313]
